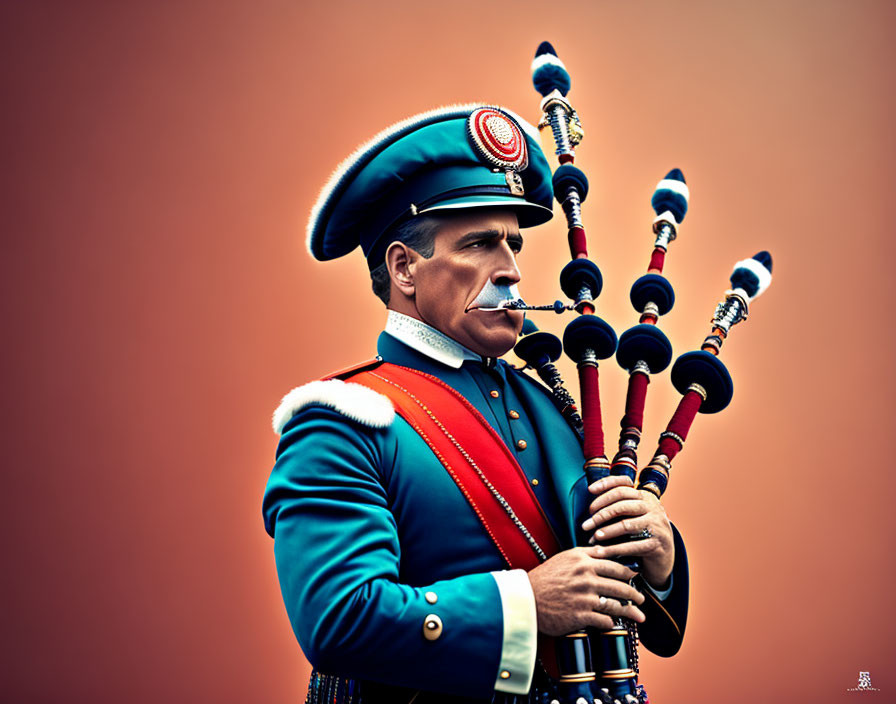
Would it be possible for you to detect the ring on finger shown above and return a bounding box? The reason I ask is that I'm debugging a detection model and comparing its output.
[629,528,653,540]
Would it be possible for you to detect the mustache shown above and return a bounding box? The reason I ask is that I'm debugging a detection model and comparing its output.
[465,281,524,312]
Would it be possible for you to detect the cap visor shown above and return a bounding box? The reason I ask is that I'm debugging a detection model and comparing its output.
[418,195,553,228]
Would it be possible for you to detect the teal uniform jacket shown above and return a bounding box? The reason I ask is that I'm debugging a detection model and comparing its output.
[263,330,689,700]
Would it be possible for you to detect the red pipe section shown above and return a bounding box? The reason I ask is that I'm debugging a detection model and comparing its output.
[648,247,666,274]
[568,226,588,259]
[579,363,605,460]
[621,371,649,434]
[657,389,703,461]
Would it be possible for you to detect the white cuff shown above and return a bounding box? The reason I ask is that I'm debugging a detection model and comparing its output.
[490,569,537,695]
[643,573,673,601]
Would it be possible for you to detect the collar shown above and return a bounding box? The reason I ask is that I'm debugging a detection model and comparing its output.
[384,310,483,369]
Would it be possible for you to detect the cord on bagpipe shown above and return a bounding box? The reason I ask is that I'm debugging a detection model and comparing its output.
[511,42,773,704]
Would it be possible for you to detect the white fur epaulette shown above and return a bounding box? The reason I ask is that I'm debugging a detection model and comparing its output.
[272,379,396,435]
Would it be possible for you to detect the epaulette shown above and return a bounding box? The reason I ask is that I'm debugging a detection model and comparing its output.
[271,358,394,435]
[322,357,384,380]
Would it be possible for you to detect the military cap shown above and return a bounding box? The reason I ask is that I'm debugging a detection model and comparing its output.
[306,105,554,269]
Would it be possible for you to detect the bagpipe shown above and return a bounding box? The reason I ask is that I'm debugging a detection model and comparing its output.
[508,42,774,704]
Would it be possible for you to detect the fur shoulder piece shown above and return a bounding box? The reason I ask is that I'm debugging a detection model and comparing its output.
[272,379,395,434]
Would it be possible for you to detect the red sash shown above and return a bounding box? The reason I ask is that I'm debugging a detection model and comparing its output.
[330,361,562,569]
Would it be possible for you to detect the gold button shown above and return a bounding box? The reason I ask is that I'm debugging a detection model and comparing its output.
[531,478,539,486]
[508,410,520,419]
[423,614,443,641]
[490,390,500,398]
[500,670,511,680]
[516,439,527,450]
[424,591,438,604]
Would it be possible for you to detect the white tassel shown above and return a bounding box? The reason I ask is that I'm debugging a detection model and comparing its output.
[531,52,568,74]
[732,257,772,300]
[654,178,690,202]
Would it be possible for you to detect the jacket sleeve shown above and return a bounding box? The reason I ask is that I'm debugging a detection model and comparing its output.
[635,523,689,656]
[262,406,510,698]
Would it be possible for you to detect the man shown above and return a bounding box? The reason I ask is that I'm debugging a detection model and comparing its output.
[263,105,688,703]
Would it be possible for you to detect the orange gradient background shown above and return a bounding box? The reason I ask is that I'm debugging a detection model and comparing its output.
[2,2,894,702]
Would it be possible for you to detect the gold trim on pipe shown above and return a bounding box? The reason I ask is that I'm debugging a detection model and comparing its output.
[558,673,597,683]
[601,669,637,679]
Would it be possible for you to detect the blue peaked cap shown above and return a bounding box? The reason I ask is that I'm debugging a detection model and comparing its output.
[307,105,554,269]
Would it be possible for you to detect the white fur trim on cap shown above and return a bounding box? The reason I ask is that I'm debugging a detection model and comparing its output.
[272,379,395,434]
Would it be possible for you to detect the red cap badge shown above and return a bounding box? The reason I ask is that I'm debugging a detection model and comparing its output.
[467,108,529,172]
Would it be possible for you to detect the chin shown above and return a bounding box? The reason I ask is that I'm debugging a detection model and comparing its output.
[475,337,516,358]
[465,311,522,358]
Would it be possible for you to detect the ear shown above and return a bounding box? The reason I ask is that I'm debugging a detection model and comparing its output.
[385,241,418,298]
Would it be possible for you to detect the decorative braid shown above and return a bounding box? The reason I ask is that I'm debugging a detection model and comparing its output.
[625,618,641,676]
[535,362,584,434]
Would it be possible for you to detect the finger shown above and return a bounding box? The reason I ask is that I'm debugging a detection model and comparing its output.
[587,486,642,515]
[587,475,634,495]
[591,595,646,623]
[583,612,616,631]
[592,578,646,605]
[597,539,663,560]
[592,519,673,548]
[581,495,644,532]
[586,499,648,530]
[583,550,638,580]
[588,516,650,544]
[623,604,646,623]
[637,489,663,507]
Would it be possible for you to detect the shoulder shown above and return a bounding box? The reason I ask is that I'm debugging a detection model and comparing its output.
[271,358,395,435]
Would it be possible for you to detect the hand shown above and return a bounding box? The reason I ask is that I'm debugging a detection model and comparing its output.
[527,547,646,636]
[581,475,675,590]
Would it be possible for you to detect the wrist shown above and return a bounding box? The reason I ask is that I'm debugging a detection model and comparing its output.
[642,556,673,590]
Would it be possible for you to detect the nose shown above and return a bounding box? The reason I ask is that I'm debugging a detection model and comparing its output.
[492,240,521,286]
